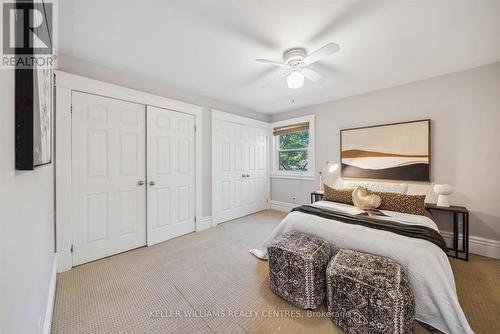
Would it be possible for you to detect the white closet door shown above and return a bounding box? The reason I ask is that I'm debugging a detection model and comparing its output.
[72,92,146,266]
[244,126,268,213]
[212,119,268,225]
[147,106,195,246]
[212,119,246,224]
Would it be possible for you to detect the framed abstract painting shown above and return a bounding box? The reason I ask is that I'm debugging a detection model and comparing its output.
[14,0,54,170]
[340,120,431,181]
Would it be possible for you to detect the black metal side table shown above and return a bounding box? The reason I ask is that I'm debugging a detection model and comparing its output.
[425,203,469,261]
[310,191,324,203]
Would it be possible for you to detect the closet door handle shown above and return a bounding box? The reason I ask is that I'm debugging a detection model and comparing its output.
[149,181,156,186]
[242,174,246,178]
[246,174,250,178]
[138,180,145,186]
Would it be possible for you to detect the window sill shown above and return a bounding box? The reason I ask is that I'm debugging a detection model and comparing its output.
[270,174,316,181]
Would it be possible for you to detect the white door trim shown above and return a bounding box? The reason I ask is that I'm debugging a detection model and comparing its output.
[54,71,204,272]
[212,109,270,129]
[56,71,202,115]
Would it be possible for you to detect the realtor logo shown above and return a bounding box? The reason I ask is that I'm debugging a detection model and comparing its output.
[2,0,55,68]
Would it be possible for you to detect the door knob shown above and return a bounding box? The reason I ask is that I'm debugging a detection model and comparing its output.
[149,181,156,186]
[138,180,145,186]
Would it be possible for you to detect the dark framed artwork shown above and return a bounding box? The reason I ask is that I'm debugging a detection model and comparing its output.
[15,0,53,170]
[340,120,431,182]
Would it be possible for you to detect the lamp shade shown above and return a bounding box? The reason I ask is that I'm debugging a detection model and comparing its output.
[433,184,454,195]
[319,162,340,190]
[321,163,339,176]
[433,184,454,207]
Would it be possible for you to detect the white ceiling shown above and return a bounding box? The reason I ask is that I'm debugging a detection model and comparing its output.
[59,0,500,114]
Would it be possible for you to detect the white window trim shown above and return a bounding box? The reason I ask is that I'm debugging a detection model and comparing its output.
[270,115,316,181]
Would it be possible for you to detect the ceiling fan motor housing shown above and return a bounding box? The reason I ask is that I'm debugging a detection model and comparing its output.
[283,48,307,69]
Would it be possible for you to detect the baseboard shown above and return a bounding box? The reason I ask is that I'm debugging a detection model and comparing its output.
[269,200,297,213]
[269,200,500,260]
[42,255,57,334]
[441,231,500,260]
[196,216,212,231]
[56,250,72,273]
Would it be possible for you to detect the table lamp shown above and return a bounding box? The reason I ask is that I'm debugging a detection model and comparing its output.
[318,162,339,192]
[434,184,454,207]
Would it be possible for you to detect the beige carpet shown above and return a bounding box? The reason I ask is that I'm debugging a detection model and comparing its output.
[52,210,500,334]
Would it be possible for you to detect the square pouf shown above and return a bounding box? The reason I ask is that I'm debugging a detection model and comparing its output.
[268,231,331,309]
[326,249,415,334]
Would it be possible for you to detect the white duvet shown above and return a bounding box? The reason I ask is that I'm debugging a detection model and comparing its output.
[250,201,473,334]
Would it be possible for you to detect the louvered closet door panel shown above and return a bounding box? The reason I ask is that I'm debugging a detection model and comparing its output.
[146,106,195,246]
[71,92,146,266]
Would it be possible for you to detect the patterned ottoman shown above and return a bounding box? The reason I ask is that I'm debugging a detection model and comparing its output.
[268,231,331,309]
[326,249,415,334]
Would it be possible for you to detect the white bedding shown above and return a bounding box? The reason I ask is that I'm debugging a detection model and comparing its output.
[250,200,473,334]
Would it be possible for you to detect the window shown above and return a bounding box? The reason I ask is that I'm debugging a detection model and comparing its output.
[278,130,309,171]
[271,115,315,179]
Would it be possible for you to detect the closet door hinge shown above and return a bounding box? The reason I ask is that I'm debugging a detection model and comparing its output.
[194,125,196,132]
[70,244,74,253]
[194,216,197,223]
[70,104,73,114]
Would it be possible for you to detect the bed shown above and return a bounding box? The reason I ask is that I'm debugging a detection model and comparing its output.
[250,200,473,334]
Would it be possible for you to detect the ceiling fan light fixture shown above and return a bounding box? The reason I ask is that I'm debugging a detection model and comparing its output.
[257,42,339,89]
[287,70,304,89]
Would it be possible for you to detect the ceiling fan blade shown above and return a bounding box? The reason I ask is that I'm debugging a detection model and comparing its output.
[256,59,287,67]
[302,68,324,83]
[308,1,378,43]
[261,69,290,88]
[187,6,278,49]
[302,42,340,65]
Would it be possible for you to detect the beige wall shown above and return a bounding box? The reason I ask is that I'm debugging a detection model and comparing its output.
[0,70,55,333]
[271,62,500,241]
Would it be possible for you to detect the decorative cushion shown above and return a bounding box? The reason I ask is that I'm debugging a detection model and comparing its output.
[324,184,354,205]
[326,249,415,334]
[370,191,426,215]
[342,180,408,194]
[268,231,332,309]
[352,186,381,210]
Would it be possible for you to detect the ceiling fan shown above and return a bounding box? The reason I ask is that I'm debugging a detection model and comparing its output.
[256,42,340,89]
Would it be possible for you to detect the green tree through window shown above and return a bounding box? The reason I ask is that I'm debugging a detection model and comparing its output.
[278,130,309,171]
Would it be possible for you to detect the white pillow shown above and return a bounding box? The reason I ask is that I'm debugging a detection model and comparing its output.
[342,180,408,194]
